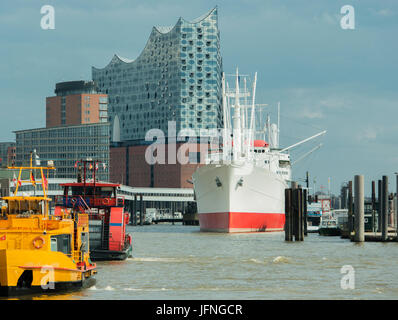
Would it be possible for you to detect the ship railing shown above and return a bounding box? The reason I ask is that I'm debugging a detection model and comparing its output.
[55,195,125,208]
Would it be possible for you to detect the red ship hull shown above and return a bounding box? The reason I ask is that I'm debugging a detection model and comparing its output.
[198,212,285,233]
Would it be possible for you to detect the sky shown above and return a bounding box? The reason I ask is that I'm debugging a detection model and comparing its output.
[0,0,397,196]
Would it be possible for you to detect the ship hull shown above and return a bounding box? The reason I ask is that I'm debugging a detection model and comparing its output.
[0,277,96,297]
[90,244,133,261]
[318,227,341,236]
[193,162,287,233]
[0,249,96,297]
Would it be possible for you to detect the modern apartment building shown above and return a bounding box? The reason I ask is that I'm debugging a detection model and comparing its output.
[92,7,223,143]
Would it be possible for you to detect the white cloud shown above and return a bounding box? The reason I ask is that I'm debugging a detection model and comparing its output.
[299,108,324,119]
[376,9,394,17]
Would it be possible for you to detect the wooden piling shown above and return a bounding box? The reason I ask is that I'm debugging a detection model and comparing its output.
[285,188,293,241]
[132,194,137,225]
[348,180,353,234]
[396,174,398,241]
[303,188,308,236]
[353,175,364,242]
[382,176,388,241]
[292,188,297,240]
[140,194,144,226]
[378,179,382,232]
[371,181,376,232]
[297,188,304,241]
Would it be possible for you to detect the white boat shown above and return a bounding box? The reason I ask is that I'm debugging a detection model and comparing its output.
[192,69,326,233]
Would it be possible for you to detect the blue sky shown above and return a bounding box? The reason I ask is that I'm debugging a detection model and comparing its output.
[1,0,397,195]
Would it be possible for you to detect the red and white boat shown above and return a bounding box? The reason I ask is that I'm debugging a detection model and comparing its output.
[54,160,133,260]
[193,69,325,233]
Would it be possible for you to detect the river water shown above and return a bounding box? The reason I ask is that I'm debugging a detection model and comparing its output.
[9,224,398,300]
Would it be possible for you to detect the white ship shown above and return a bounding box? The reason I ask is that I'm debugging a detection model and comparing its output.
[192,69,325,233]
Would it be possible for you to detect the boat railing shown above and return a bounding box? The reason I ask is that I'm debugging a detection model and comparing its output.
[55,195,125,208]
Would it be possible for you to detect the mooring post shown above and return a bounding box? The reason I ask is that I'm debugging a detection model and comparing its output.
[172,201,175,225]
[140,194,144,226]
[382,176,388,241]
[396,174,398,241]
[348,180,353,236]
[298,188,304,241]
[395,174,398,241]
[371,181,376,232]
[303,188,308,236]
[291,188,303,241]
[285,188,293,241]
[378,179,382,232]
[129,199,134,225]
[353,175,364,242]
[290,182,298,240]
[132,194,137,225]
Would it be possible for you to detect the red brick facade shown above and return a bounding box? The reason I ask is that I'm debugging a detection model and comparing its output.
[46,93,107,128]
[110,143,208,188]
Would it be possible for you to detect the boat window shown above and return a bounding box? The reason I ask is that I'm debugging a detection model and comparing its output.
[72,187,95,196]
[279,160,290,167]
[50,234,71,255]
[51,238,57,252]
[100,187,113,197]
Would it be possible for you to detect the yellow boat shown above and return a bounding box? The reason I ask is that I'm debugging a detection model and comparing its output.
[0,155,96,297]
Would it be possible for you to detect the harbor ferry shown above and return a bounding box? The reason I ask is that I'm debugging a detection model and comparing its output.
[0,156,96,297]
[54,160,132,261]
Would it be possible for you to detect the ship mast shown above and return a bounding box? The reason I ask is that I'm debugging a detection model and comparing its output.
[277,102,280,148]
[247,72,257,159]
[232,68,242,162]
[221,72,229,161]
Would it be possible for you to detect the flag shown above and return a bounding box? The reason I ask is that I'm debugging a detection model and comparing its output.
[12,173,21,187]
[12,173,17,187]
[74,161,79,168]
[0,235,6,241]
[43,175,48,189]
[30,171,36,187]
[89,164,93,170]
[95,163,99,171]
[34,150,40,166]
[102,163,107,170]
